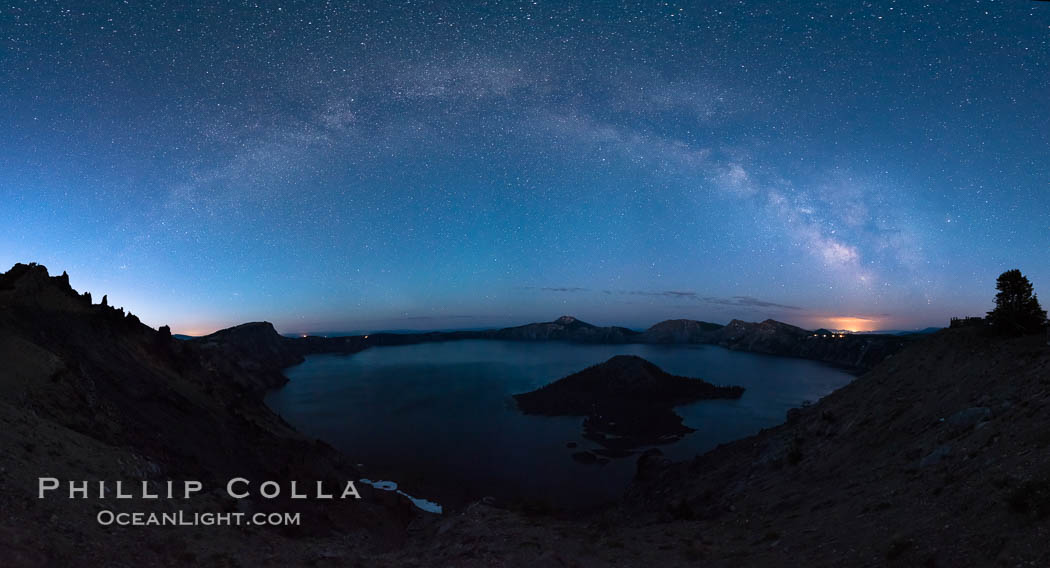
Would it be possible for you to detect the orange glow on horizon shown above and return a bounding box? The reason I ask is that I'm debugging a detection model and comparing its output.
[171,327,216,337]
[822,316,880,332]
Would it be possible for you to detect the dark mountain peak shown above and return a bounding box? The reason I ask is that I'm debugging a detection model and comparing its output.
[2,262,101,313]
[725,318,807,334]
[578,354,663,381]
[759,319,807,332]
[240,321,277,330]
[192,321,303,374]
[604,353,649,366]
[1,260,47,280]
[646,319,724,332]
[487,315,638,343]
[202,321,281,340]
[649,318,693,328]
[640,319,724,344]
[2,262,59,292]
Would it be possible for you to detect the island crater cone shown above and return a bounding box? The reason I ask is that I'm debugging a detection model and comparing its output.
[514,355,744,452]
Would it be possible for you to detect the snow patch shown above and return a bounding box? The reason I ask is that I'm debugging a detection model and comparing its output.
[359,478,443,515]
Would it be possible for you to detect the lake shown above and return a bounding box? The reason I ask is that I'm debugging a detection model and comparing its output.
[265,340,854,510]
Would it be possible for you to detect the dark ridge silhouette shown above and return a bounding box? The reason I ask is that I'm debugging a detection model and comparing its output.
[190,321,305,388]
[9,262,1050,565]
[710,318,908,369]
[639,318,724,343]
[199,314,908,374]
[487,314,642,343]
[0,263,419,565]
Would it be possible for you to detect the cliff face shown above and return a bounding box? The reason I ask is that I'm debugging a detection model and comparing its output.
[191,321,304,388]
[0,264,414,566]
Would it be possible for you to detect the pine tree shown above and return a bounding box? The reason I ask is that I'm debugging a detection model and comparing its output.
[986,269,1047,335]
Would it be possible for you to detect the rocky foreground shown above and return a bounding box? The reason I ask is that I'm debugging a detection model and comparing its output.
[381,326,1050,567]
[0,264,419,566]
[5,262,1048,566]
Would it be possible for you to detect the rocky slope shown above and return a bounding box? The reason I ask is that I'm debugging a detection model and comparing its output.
[379,326,1050,567]
[621,325,1050,565]
[0,264,422,566]
[5,262,996,566]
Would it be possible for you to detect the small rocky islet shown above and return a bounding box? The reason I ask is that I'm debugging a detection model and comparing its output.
[514,355,745,457]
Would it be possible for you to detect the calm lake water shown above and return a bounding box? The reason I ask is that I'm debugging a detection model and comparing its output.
[265,340,854,510]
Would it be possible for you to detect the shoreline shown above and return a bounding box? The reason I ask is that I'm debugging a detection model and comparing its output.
[266,340,862,516]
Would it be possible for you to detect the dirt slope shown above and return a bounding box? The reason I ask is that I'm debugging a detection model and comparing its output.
[380,327,1050,567]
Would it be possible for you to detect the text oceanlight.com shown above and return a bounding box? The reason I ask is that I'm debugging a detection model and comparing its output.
[96,510,301,527]
[37,477,364,528]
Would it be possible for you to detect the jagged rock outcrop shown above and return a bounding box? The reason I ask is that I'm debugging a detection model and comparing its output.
[0,263,415,566]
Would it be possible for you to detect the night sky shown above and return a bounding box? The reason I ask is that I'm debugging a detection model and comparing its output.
[3,1,1048,335]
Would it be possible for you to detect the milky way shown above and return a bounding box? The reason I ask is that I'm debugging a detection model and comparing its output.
[2,1,1048,334]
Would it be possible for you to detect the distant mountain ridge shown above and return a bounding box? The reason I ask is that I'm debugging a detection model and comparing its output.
[223,314,910,372]
[484,316,907,370]
[487,315,642,343]
[640,318,725,344]
[711,318,906,369]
